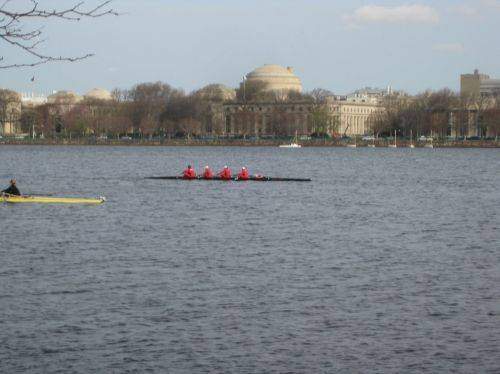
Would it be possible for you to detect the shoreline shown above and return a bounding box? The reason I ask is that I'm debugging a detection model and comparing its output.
[0,139,499,148]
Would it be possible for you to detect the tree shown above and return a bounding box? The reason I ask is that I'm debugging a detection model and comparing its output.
[1,1,117,68]
[235,80,272,102]
[309,88,334,103]
[126,82,184,134]
[310,105,331,136]
[472,94,494,137]
[482,95,500,139]
[20,107,37,134]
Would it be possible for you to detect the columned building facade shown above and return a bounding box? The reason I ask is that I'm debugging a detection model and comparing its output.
[0,89,22,136]
[222,99,383,137]
[223,102,315,137]
[336,101,384,136]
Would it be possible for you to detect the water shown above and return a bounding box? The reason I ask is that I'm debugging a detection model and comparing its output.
[1,146,499,373]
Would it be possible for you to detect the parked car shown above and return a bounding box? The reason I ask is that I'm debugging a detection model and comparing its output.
[121,136,132,140]
[362,135,375,141]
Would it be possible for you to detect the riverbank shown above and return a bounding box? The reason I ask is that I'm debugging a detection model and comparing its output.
[1,138,499,148]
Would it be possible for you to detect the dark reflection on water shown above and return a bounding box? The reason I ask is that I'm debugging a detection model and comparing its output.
[1,146,499,373]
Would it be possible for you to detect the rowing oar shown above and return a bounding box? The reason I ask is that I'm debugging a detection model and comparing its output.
[24,192,56,197]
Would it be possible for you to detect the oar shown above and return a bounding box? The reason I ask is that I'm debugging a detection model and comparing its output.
[24,192,56,197]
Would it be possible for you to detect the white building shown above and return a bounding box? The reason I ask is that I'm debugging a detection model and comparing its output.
[21,92,48,107]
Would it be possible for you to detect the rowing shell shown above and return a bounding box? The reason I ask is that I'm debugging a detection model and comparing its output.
[146,176,312,182]
[1,195,106,205]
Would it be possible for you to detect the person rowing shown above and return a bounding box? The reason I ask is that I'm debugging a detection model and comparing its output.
[2,179,21,196]
[182,165,197,180]
[237,167,250,181]
[202,165,213,180]
[218,165,232,180]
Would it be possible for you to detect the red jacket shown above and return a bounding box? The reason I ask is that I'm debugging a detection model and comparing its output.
[218,168,232,180]
[203,168,213,179]
[183,168,196,179]
[237,169,249,180]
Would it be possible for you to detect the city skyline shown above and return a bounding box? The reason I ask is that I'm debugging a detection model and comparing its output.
[1,0,500,95]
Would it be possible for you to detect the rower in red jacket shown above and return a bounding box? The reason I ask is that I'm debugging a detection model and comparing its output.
[218,165,232,180]
[182,165,197,179]
[237,167,250,180]
[202,165,213,179]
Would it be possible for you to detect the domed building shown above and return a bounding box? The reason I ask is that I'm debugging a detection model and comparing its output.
[84,88,112,101]
[244,64,303,94]
[195,84,236,102]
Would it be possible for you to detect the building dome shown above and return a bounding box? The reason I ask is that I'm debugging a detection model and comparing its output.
[245,64,302,93]
[84,88,112,101]
[195,84,236,102]
[47,90,82,104]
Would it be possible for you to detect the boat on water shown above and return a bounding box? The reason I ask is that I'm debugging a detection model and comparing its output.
[409,130,415,148]
[146,176,311,182]
[346,137,357,148]
[424,131,434,148]
[388,130,397,148]
[279,131,302,148]
[279,143,302,148]
[368,134,376,148]
[1,195,106,205]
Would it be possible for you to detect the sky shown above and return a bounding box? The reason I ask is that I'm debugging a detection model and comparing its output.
[1,0,500,96]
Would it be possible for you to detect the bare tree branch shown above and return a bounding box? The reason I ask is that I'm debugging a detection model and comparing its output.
[0,0,118,69]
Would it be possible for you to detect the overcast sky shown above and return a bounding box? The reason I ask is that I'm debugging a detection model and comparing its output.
[2,0,500,95]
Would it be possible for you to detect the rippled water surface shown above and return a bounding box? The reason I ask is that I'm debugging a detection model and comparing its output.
[1,146,499,373]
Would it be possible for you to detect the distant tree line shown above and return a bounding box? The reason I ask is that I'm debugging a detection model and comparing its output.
[9,83,500,140]
[16,81,339,139]
[371,89,500,139]
[20,82,209,138]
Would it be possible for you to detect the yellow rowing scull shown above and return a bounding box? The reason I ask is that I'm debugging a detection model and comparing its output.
[1,195,106,205]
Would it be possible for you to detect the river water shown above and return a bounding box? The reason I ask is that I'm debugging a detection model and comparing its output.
[0,146,499,373]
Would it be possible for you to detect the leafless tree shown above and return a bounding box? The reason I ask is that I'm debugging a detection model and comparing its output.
[309,88,334,103]
[126,82,184,134]
[0,0,117,68]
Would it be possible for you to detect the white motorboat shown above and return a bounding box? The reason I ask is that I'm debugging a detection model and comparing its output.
[409,130,415,148]
[279,131,302,148]
[388,130,397,148]
[279,143,302,148]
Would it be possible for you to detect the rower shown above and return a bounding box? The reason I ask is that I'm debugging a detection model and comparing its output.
[202,165,213,180]
[182,165,197,180]
[2,179,21,196]
[237,167,250,180]
[218,165,232,180]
